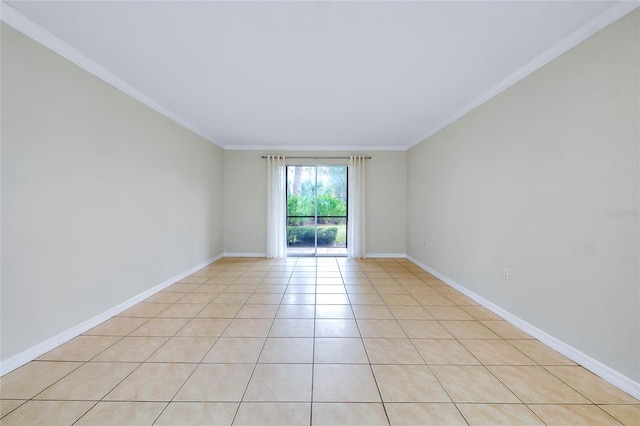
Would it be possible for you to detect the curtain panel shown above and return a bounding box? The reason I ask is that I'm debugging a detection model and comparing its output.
[266,155,287,258]
[347,155,366,258]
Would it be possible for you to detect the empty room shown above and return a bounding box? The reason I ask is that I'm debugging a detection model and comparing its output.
[1,1,639,425]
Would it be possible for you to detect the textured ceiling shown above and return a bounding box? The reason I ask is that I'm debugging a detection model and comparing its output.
[3,1,636,150]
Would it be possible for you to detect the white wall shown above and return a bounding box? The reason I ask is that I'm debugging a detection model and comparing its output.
[1,23,224,364]
[407,10,639,381]
[223,150,406,256]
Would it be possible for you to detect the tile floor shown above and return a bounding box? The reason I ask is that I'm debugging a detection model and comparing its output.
[1,257,638,425]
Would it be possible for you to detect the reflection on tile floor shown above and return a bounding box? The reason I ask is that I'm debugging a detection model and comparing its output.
[1,257,638,425]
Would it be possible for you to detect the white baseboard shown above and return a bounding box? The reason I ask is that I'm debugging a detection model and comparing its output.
[223,252,267,258]
[366,253,407,259]
[0,254,223,376]
[406,255,640,400]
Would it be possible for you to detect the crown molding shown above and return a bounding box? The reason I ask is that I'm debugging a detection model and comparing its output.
[406,1,640,150]
[0,1,222,148]
[223,144,407,152]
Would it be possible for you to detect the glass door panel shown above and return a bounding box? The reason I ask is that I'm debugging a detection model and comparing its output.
[287,165,347,256]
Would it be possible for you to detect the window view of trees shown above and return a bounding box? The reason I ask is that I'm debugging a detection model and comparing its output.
[287,166,347,253]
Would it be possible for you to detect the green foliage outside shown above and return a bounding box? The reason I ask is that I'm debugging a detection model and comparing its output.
[288,226,338,246]
[287,194,346,217]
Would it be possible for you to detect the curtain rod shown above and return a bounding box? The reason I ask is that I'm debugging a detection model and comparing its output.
[261,156,371,159]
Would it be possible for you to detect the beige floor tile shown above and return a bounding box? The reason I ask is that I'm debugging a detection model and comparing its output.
[244,364,312,402]
[254,284,287,294]
[202,338,265,363]
[130,317,190,336]
[196,303,242,318]
[212,293,251,304]
[168,283,201,292]
[414,294,456,306]
[262,277,291,285]
[104,363,194,401]
[357,320,407,338]
[176,292,217,304]
[314,338,369,364]
[389,305,434,320]
[313,364,381,402]
[195,284,228,293]
[345,284,377,293]
[545,366,639,404]
[246,293,284,304]
[276,304,315,319]
[222,319,273,337]
[348,294,385,305]
[311,402,389,426]
[178,275,210,284]
[481,320,533,339]
[37,335,120,361]
[234,402,311,426]
[412,339,480,365]
[399,320,454,338]
[457,403,545,425]
[285,284,316,293]
[381,294,419,305]
[315,305,355,319]
[0,361,82,399]
[176,318,232,337]
[440,320,500,339]
[373,365,449,402]
[489,366,590,403]
[281,293,316,304]
[461,339,536,365]
[0,400,95,426]
[74,401,166,426]
[460,305,503,320]
[364,338,424,364]
[445,290,479,306]
[35,362,138,400]
[93,336,169,362]
[317,285,346,294]
[118,302,171,317]
[157,303,207,318]
[373,285,402,294]
[269,319,315,337]
[316,294,350,304]
[84,316,148,336]
[385,402,467,426]
[315,319,360,337]
[352,305,395,319]
[0,400,26,419]
[231,279,262,287]
[529,404,622,425]
[317,278,344,286]
[147,336,217,362]
[599,404,640,425]
[236,304,279,319]
[174,364,254,401]
[259,338,314,363]
[430,365,520,403]
[226,284,260,293]
[145,292,185,303]
[508,340,576,365]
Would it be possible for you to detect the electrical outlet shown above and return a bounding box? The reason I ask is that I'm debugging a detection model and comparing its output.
[503,268,509,280]
[423,241,429,247]
[257,233,261,240]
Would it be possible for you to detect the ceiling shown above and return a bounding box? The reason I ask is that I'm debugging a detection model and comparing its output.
[2,1,637,151]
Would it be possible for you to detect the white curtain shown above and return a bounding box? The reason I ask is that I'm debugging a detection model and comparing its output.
[347,155,366,258]
[266,155,287,258]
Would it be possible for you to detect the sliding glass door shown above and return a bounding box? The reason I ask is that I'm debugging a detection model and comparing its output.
[286,165,347,256]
